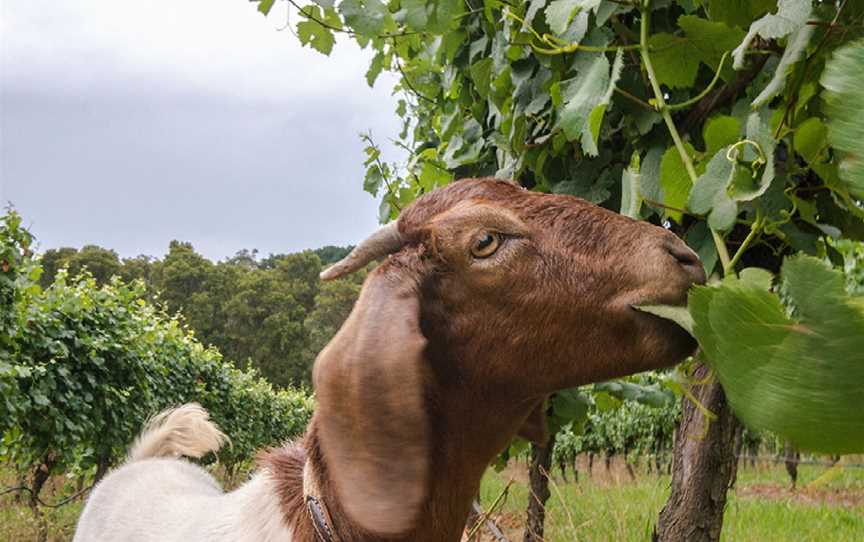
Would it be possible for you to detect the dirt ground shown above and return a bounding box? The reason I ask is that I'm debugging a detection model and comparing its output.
[737,484,864,509]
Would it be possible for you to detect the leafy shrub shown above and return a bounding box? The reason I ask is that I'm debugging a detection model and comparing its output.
[0,211,313,490]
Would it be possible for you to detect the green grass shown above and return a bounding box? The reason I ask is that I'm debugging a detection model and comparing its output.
[478,459,864,542]
[0,500,83,542]
[2,460,862,541]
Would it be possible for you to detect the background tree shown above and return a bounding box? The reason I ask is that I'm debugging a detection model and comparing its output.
[38,247,77,288]
[157,240,213,311]
[304,266,366,361]
[222,253,321,387]
[67,245,122,285]
[311,245,353,266]
[119,254,156,283]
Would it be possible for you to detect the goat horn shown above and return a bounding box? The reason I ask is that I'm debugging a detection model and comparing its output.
[320,222,404,281]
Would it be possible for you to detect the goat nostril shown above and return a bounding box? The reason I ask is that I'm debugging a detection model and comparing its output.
[667,243,698,265]
[665,241,706,283]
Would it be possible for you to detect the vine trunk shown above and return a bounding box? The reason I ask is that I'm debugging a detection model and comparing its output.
[654,364,739,542]
[523,434,555,542]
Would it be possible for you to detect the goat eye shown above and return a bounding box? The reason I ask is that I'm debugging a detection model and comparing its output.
[470,232,500,258]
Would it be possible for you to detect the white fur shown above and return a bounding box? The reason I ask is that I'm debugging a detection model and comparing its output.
[127,403,227,462]
[73,404,293,542]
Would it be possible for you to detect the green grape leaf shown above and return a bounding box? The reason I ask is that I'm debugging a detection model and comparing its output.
[594,381,675,408]
[685,222,719,277]
[691,255,864,454]
[639,146,664,210]
[524,0,547,29]
[297,7,336,56]
[751,23,814,108]
[556,53,609,147]
[397,0,430,30]
[595,1,619,26]
[545,0,581,35]
[553,168,616,204]
[577,0,602,11]
[397,0,461,33]
[582,49,623,156]
[469,58,494,100]
[648,33,701,89]
[821,39,864,199]
[732,0,812,69]
[659,144,696,223]
[258,0,277,15]
[793,117,828,165]
[731,109,775,202]
[593,390,622,411]
[688,146,742,231]
[678,16,744,81]
[417,161,452,192]
[703,115,742,156]
[551,388,590,422]
[442,118,485,168]
[544,0,600,35]
[739,267,774,290]
[706,0,777,29]
[560,11,589,45]
[633,304,694,335]
[363,165,383,197]
[366,52,385,87]
[339,0,391,37]
[620,150,641,219]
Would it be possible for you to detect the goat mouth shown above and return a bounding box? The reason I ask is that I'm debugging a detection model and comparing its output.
[628,303,687,330]
[627,302,698,360]
[627,299,686,314]
[626,281,693,311]
[626,292,689,312]
[627,300,688,329]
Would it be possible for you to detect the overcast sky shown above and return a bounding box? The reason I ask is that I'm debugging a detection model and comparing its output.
[0,0,404,260]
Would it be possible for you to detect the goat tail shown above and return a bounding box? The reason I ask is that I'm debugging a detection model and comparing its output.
[128,403,228,462]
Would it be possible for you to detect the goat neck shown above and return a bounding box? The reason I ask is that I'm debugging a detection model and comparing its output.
[261,391,538,542]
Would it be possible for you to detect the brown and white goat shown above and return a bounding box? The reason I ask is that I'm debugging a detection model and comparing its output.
[74,178,705,542]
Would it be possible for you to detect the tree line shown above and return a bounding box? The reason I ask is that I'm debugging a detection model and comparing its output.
[37,241,363,388]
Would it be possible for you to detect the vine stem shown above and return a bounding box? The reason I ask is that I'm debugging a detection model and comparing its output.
[638,1,732,275]
[614,87,653,110]
[712,230,733,275]
[503,10,640,55]
[727,211,763,271]
[532,41,641,55]
[665,51,729,112]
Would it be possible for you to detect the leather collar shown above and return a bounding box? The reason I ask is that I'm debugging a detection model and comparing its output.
[303,460,339,542]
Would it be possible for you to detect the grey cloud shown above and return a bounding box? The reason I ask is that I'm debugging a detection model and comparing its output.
[2,82,402,260]
[1,2,406,261]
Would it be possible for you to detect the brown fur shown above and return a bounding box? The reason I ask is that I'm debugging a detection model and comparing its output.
[260,178,705,541]
[258,425,398,542]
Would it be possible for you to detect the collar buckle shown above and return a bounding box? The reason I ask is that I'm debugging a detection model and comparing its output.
[303,460,338,542]
[305,494,335,542]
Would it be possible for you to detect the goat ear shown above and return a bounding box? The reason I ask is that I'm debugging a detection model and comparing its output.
[516,397,550,445]
[313,268,429,537]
